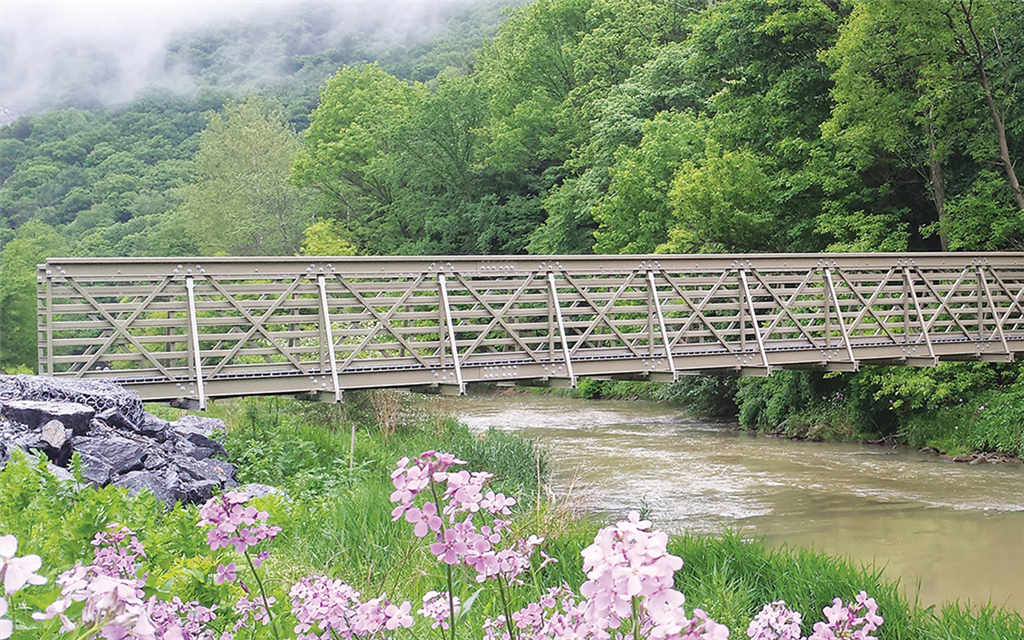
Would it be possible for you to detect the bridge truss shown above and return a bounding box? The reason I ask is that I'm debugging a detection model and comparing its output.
[37,253,1024,408]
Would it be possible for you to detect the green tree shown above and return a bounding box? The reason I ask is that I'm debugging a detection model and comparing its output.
[294,64,426,252]
[592,112,708,254]
[0,221,67,372]
[177,96,310,255]
[663,147,778,253]
[820,0,1024,251]
[299,219,357,256]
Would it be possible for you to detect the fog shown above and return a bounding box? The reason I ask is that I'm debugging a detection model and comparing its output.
[0,1,481,124]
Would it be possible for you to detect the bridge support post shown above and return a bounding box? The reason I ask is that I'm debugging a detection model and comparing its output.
[547,272,577,388]
[978,266,1012,360]
[38,273,52,375]
[824,268,857,368]
[739,269,771,372]
[438,274,465,394]
[184,276,207,410]
[317,275,343,403]
[646,271,677,381]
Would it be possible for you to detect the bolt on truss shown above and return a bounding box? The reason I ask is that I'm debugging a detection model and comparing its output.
[37,253,1024,407]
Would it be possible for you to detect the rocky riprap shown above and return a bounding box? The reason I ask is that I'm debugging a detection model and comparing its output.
[0,375,237,505]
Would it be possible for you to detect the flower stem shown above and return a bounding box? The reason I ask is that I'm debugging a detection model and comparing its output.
[631,596,642,640]
[497,577,517,640]
[244,549,281,640]
[444,558,456,640]
[430,478,457,640]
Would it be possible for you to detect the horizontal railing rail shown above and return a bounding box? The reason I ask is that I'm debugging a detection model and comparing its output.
[37,253,1024,408]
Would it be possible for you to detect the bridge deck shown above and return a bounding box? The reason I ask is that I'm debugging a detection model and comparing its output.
[37,253,1024,408]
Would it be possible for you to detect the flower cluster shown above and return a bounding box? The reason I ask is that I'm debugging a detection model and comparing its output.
[234,595,278,632]
[151,597,226,640]
[33,525,183,639]
[290,575,413,640]
[579,511,687,631]
[808,592,883,640]
[480,513,729,640]
[484,585,588,640]
[8,452,886,640]
[418,590,459,630]
[745,594,883,640]
[746,601,803,640]
[91,525,147,580]
[197,490,281,582]
[390,451,533,585]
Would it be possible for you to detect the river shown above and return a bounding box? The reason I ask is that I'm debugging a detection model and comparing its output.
[435,394,1024,613]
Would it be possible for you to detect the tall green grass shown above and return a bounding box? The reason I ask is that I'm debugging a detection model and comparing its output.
[669,531,912,637]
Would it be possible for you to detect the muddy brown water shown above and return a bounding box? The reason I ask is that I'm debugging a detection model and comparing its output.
[435,394,1024,612]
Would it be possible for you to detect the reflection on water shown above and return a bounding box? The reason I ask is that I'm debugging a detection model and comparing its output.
[438,394,1024,612]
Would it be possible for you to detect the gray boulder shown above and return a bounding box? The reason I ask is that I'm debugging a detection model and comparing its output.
[72,434,147,476]
[47,463,76,484]
[0,375,145,427]
[182,479,221,503]
[115,470,183,505]
[78,453,113,486]
[41,420,69,449]
[135,415,170,443]
[1,400,95,435]
[172,414,225,436]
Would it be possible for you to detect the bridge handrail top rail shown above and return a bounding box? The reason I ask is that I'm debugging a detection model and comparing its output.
[38,252,1024,278]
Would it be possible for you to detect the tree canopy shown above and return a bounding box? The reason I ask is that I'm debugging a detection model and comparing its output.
[2,0,1023,442]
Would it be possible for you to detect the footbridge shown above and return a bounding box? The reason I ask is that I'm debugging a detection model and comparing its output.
[37,253,1024,409]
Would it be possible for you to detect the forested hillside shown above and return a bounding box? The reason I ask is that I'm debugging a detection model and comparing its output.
[2,0,1023,455]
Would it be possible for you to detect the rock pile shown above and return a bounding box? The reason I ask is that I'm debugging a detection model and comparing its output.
[0,375,237,505]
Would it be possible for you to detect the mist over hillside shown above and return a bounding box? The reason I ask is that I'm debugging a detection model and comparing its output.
[0,0,514,125]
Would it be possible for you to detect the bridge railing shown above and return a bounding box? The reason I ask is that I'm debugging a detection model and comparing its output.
[37,253,1024,407]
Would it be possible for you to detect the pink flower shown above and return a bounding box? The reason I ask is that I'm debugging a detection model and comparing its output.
[384,601,414,630]
[404,502,442,538]
[252,551,270,569]
[480,490,516,515]
[0,534,47,595]
[681,609,730,640]
[91,525,145,581]
[215,563,236,585]
[808,593,883,640]
[418,591,459,630]
[290,575,416,640]
[539,550,559,569]
[233,595,275,631]
[151,598,220,640]
[198,493,279,557]
[430,529,468,565]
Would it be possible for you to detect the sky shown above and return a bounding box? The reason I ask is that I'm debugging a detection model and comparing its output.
[0,0,475,123]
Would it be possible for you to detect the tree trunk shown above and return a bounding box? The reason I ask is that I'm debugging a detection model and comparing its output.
[957,0,1024,211]
[978,74,1024,210]
[926,119,949,251]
